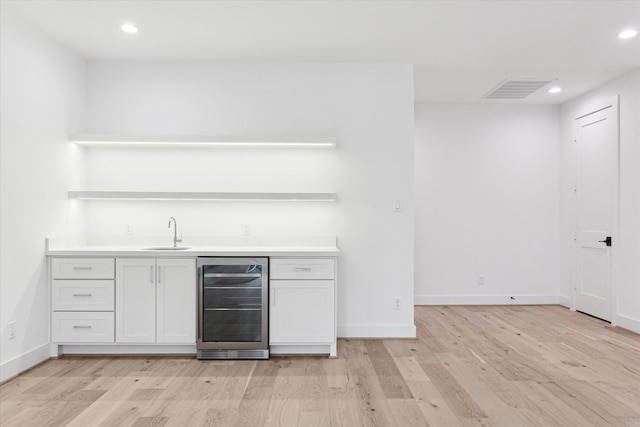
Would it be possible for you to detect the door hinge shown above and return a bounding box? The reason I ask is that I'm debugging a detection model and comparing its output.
[573,232,577,242]
[573,182,577,193]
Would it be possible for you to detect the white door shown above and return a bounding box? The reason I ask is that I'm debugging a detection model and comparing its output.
[116,258,156,342]
[156,258,196,343]
[575,101,618,322]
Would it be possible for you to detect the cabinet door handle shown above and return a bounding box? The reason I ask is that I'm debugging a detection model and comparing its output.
[72,293,92,297]
[158,266,162,284]
[293,267,312,272]
[273,288,276,306]
[73,266,93,270]
[150,266,154,283]
[72,325,92,329]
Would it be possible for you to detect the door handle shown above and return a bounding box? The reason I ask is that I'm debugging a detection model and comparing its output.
[598,236,612,247]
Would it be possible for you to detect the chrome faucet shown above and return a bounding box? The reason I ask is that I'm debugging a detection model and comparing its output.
[168,217,182,247]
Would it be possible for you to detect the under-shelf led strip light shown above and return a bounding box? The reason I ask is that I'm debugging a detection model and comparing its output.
[69,135,337,148]
[68,191,337,202]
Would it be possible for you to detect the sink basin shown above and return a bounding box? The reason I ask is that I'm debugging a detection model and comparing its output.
[143,247,190,251]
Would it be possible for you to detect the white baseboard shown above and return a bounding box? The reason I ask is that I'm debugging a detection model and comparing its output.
[60,344,197,355]
[613,313,640,335]
[414,294,561,306]
[0,343,50,383]
[337,323,416,338]
[270,344,331,356]
[558,295,572,308]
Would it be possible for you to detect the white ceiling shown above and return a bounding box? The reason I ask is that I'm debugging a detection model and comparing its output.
[4,0,640,104]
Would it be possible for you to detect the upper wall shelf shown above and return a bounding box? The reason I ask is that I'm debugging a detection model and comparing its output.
[68,191,338,202]
[69,134,337,148]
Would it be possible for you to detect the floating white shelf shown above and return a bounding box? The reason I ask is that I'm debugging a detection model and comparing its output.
[69,134,337,148]
[68,191,338,202]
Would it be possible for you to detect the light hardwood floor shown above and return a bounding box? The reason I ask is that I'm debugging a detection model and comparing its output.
[2,305,640,426]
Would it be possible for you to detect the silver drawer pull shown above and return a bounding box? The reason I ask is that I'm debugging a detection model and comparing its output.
[73,266,93,270]
[72,325,92,329]
[72,293,92,297]
[293,267,312,271]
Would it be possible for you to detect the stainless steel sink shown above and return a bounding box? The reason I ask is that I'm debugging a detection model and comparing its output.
[143,247,190,251]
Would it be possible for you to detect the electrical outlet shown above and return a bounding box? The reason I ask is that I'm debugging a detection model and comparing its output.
[478,275,485,285]
[125,224,134,235]
[393,200,401,212]
[242,224,250,236]
[8,321,16,340]
[393,297,401,310]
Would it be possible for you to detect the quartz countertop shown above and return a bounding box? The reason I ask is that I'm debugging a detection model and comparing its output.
[45,236,340,257]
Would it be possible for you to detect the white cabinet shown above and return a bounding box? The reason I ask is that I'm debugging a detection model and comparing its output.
[269,258,337,357]
[270,280,334,343]
[52,312,115,343]
[270,258,335,280]
[50,252,338,357]
[51,258,115,343]
[52,258,115,280]
[156,258,196,343]
[116,258,196,344]
[115,258,156,343]
[52,280,115,311]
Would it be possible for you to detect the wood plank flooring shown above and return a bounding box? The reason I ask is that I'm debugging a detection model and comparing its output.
[2,305,640,426]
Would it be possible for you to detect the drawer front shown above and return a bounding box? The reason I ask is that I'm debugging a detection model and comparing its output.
[270,258,335,280]
[52,312,115,343]
[52,280,115,311]
[52,258,115,279]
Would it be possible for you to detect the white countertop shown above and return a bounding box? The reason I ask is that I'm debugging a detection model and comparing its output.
[45,236,340,257]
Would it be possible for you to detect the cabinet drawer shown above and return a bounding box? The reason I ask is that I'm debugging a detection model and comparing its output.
[270,258,335,280]
[52,280,115,311]
[52,258,115,279]
[52,312,115,343]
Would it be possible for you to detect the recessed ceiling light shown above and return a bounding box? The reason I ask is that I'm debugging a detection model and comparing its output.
[548,86,562,94]
[120,23,139,34]
[619,29,638,39]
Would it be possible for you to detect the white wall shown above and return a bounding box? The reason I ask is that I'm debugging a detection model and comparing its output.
[0,8,85,381]
[83,62,416,337]
[560,69,640,333]
[414,104,560,304]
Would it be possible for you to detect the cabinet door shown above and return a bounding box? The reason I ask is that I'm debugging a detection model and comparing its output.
[116,258,156,343]
[156,258,196,343]
[270,280,335,344]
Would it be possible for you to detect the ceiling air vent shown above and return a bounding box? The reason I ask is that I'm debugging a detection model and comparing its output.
[483,78,556,99]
